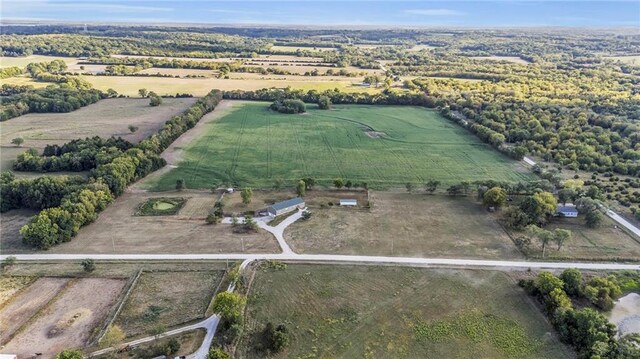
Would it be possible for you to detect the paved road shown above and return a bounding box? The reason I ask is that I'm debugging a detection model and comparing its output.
[4,253,638,270]
[605,208,640,238]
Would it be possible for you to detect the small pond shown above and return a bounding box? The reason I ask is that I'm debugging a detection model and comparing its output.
[608,293,640,336]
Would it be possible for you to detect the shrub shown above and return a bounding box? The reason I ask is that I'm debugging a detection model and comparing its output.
[81,258,95,273]
[270,99,306,114]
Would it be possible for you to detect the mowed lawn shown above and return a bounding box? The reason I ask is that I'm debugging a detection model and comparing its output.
[238,265,571,359]
[149,102,531,190]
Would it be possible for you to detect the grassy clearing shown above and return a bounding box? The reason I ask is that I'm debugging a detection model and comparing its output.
[135,197,187,216]
[510,215,640,261]
[0,55,79,68]
[286,192,523,259]
[270,45,337,52]
[148,102,531,191]
[114,270,223,338]
[238,265,571,359]
[137,67,219,77]
[0,276,36,307]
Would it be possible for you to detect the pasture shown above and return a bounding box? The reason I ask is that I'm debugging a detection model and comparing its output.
[285,192,523,259]
[147,102,532,191]
[114,270,223,338]
[604,55,640,66]
[238,265,571,358]
[471,56,532,65]
[0,97,197,171]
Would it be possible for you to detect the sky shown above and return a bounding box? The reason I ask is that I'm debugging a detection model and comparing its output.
[2,0,639,27]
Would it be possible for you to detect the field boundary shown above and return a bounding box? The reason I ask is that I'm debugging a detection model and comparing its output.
[94,269,143,345]
[0,276,37,312]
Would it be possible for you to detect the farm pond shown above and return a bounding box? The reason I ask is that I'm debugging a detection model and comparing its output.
[608,293,640,336]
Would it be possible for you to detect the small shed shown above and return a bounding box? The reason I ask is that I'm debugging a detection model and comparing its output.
[557,204,578,218]
[267,197,305,216]
[340,199,358,206]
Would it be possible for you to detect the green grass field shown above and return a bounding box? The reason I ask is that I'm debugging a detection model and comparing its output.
[148,102,531,190]
[238,265,571,358]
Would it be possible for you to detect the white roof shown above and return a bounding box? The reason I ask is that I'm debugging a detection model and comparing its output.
[340,199,357,205]
[0,355,18,359]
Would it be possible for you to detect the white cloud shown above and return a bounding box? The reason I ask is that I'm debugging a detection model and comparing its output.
[2,1,173,13]
[404,9,465,16]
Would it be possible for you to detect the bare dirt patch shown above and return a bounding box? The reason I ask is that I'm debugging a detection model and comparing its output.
[365,130,386,138]
[0,208,38,253]
[2,278,124,358]
[0,277,69,345]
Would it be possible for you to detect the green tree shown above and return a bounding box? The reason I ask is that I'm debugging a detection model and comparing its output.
[1,256,16,271]
[406,182,414,192]
[206,348,231,359]
[81,258,95,273]
[553,228,571,251]
[317,95,331,110]
[302,177,315,190]
[54,349,83,359]
[424,180,440,194]
[128,125,139,133]
[11,137,24,147]
[138,88,148,97]
[482,187,507,209]
[535,271,565,295]
[241,187,253,204]
[149,95,162,107]
[176,179,185,191]
[334,178,344,189]
[446,184,463,196]
[584,276,622,311]
[296,180,306,197]
[585,209,603,228]
[212,291,246,324]
[560,268,583,297]
[558,188,577,205]
[527,225,553,257]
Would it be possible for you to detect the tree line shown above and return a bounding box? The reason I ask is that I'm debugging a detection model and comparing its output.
[3,89,223,249]
[1,86,106,121]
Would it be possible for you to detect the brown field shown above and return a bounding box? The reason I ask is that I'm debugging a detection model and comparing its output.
[137,67,219,77]
[0,277,70,345]
[0,98,198,172]
[519,216,640,260]
[472,56,531,65]
[269,45,337,52]
[114,271,222,338]
[111,53,325,63]
[2,278,126,358]
[0,190,279,255]
[0,55,79,68]
[408,44,437,52]
[285,192,523,259]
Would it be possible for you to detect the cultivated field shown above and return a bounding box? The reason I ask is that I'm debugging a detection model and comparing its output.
[0,190,280,254]
[1,278,126,358]
[285,192,523,259]
[238,265,571,358]
[114,270,223,338]
[137,67,219,77]
[0,98,198,171]
[0,55,79,68]
[269,45,337,52]
[147,102,532,191]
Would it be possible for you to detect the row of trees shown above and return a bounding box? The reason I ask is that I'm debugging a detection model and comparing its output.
[1,86,106,121]
[270,99,306,114]
[13,136,132,172]
[11,90,224,249]
[519,270,638,358]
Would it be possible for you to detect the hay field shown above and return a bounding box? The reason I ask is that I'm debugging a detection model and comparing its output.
[238,265,571,358]
[148,102,532,190]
